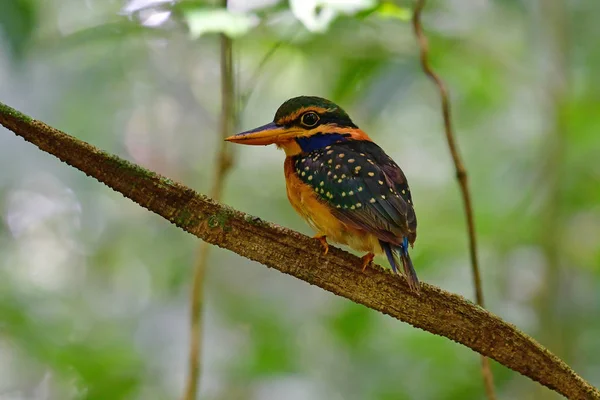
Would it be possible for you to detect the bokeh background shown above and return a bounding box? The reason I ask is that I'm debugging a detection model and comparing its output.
[1,0,599,399]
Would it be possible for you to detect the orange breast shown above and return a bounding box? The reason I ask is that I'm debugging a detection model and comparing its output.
[283,157,382,254]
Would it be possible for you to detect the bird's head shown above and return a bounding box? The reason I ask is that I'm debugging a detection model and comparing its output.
[225,96,371,156]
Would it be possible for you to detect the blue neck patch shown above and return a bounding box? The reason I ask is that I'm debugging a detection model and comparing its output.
[296,133,348,153]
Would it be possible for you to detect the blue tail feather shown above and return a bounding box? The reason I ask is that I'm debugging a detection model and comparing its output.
[382,242,398,274]
[380,239,420,292]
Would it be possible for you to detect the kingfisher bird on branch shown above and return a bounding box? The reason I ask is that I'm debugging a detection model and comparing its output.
[226,96,420,292]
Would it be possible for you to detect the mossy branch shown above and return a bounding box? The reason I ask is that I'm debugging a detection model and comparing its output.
[1,102,598,400]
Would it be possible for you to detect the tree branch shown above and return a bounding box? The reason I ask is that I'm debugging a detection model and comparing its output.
[412,1,495,398]
[0,103,598,400]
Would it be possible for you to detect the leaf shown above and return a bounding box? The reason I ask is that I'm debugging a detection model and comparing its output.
[354,1,411,20]
[373,1,411,21]
[290,0,376,33]
[183,8,257,39]
[0,0,37,60]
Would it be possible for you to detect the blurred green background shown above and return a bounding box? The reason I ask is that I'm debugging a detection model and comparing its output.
[1,0,599,399]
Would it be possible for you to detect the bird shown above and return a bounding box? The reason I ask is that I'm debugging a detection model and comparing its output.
[225,96,420,291]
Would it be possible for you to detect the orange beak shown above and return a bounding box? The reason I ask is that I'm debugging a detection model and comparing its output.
[225,122,301,146]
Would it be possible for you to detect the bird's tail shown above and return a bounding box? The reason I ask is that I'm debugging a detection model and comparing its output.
[381,239,420,292]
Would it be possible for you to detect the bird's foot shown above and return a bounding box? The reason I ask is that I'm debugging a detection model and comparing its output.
[360,252,375,272]
[314,234,329,255]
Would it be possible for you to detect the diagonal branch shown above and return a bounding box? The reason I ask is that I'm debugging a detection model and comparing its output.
[412,1,495,398]
[0,103,598,400]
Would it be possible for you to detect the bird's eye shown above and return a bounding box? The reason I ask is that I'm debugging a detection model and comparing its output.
[301,112,320,127]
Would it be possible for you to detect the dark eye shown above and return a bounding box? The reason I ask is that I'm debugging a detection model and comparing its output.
[301,112,319,127]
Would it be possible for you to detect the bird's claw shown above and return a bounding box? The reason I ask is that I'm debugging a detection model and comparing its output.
[360,253,375,272]
[314,234,329,255]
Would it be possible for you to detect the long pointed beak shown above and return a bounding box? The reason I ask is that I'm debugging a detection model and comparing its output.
[225,122,298,146]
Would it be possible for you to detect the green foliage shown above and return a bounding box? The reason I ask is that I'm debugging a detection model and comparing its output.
[0,0,37,60]
[0,288,144,399]
[328,303,373,347]
[184,8,256,39]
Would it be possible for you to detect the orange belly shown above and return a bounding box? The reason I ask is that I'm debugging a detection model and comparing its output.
[283,157,382,254]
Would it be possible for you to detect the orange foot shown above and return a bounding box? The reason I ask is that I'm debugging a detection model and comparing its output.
[314,234,329,255]
[360,252,375,272]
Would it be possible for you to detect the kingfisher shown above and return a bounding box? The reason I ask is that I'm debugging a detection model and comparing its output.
[225,96,419,291]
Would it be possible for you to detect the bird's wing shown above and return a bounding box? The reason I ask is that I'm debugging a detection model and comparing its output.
[295,140,417,246]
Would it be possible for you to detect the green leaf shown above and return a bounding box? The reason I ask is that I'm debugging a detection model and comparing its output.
[373,1,411,21]
[183,8,257,39]
[0,0,37,60]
